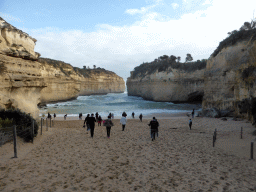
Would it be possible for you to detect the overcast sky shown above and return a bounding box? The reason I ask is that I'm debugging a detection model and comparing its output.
[1,0,256,80]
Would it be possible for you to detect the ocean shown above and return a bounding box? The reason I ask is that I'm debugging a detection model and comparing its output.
[40,92,201,119]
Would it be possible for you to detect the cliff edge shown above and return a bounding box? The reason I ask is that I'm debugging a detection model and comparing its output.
[127,59,206,102]
[203,28,256,121]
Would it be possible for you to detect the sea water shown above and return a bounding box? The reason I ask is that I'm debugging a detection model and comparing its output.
[40,92,201,119]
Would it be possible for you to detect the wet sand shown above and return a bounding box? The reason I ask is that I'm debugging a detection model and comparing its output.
[0,116,256,191]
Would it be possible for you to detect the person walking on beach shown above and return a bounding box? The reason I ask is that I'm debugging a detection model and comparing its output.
[95,112,99,121]
[103,115,114,138]
[192,109,195,118]
[148,117,159,141]
[189,119,192,130]
[84,114,90,130]
[54,113,56,119]
[139,114,143,122]
[87,113,96,138]
[112,113,114,119]
[120,114,127,131]
[132,112,135,118]
[98,115,102,126]
[64,114,67,120]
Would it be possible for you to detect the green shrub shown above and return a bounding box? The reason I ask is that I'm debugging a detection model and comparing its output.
[211,28,256,57]
[0,118,13,128]
[0,109,38,142]
[131,59,207,78]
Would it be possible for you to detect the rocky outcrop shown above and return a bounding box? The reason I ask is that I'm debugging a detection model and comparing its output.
[0,54,125,117]
[0,18,125,117]
[0,17,40,60]
[0,54,46,117]
[127,61,206,102]
[203,33,256,121]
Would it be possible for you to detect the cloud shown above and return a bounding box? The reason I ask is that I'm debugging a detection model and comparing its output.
[125,7,150,15]
[171,3,179,10]
[26,0,256,80]
[202,0,212,5]
[125,0,162,15]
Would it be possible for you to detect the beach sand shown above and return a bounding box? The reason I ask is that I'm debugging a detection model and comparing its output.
[0,116,256,191]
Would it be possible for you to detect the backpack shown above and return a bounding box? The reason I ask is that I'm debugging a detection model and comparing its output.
[103,119,112,127]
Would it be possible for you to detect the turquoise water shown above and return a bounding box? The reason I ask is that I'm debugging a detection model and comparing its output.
[40,92,201,118]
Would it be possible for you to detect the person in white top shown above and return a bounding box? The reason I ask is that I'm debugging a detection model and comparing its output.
[120,115,127,131]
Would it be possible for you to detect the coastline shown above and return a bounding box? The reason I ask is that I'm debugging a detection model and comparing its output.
[47,112,190,121]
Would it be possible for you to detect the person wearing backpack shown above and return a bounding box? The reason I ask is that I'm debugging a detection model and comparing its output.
[103,115,114,138]
[87,114,96,138]
[148,117,159,141]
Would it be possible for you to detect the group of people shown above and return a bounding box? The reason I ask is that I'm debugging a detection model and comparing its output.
[83,112,113,138]
[47,112,56,119]
[82,111,160,141]
[47,109,195,140]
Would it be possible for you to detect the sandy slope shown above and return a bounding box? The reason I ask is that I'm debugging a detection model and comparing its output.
[0,116,256,191]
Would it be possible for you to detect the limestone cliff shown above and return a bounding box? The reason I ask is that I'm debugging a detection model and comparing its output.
[0,17,40,60]
[0,54,125,117]
[203,29,256,120]
[0,18,125,117]
[127,60,206,102]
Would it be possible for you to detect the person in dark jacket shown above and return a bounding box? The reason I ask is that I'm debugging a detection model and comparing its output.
[95,112,99,121]
[84,114,90,131]
[103,115,114,138]
[189,119,192,130]
[148,117,159,141]
[139,114,143,122]
[132,112,135,118]
[87,114,96,138]
[192,109,195,118]
[98,116,102,126]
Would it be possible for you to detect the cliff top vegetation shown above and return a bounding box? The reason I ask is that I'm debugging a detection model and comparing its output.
[38,58,116,78]
[131,56,207,79]
[211,20,256,57]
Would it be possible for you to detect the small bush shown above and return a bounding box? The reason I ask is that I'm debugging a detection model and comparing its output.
[211,28,256,57]
[0,109,38,142]
[131,59,207,78]
[0,118,13,128]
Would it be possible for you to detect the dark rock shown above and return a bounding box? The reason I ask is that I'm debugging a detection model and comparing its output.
[221,117,227,121]
[220,110,234,117]
[187,91,204,102]
[202,108,221,118]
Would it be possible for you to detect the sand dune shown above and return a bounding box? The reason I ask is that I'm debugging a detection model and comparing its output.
[0,116,256,191]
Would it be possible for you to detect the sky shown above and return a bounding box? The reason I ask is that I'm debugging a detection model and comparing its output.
[1,0,256,80]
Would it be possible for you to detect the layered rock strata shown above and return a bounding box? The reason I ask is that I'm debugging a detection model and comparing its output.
[0,17,125,118]
[203,38,256,120]
[127,62,205,102]
[0,55,125,117]
[0,17,40,60]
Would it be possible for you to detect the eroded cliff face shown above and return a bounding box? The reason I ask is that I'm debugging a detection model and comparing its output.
[79,73,125,96]
[0,54,125,117]
[0,54,46,117]
[0,17,40,60]
[127,64,205,102]
[203,39,256,120]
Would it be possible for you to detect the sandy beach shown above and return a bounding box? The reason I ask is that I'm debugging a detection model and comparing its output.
[0,115,256,191]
